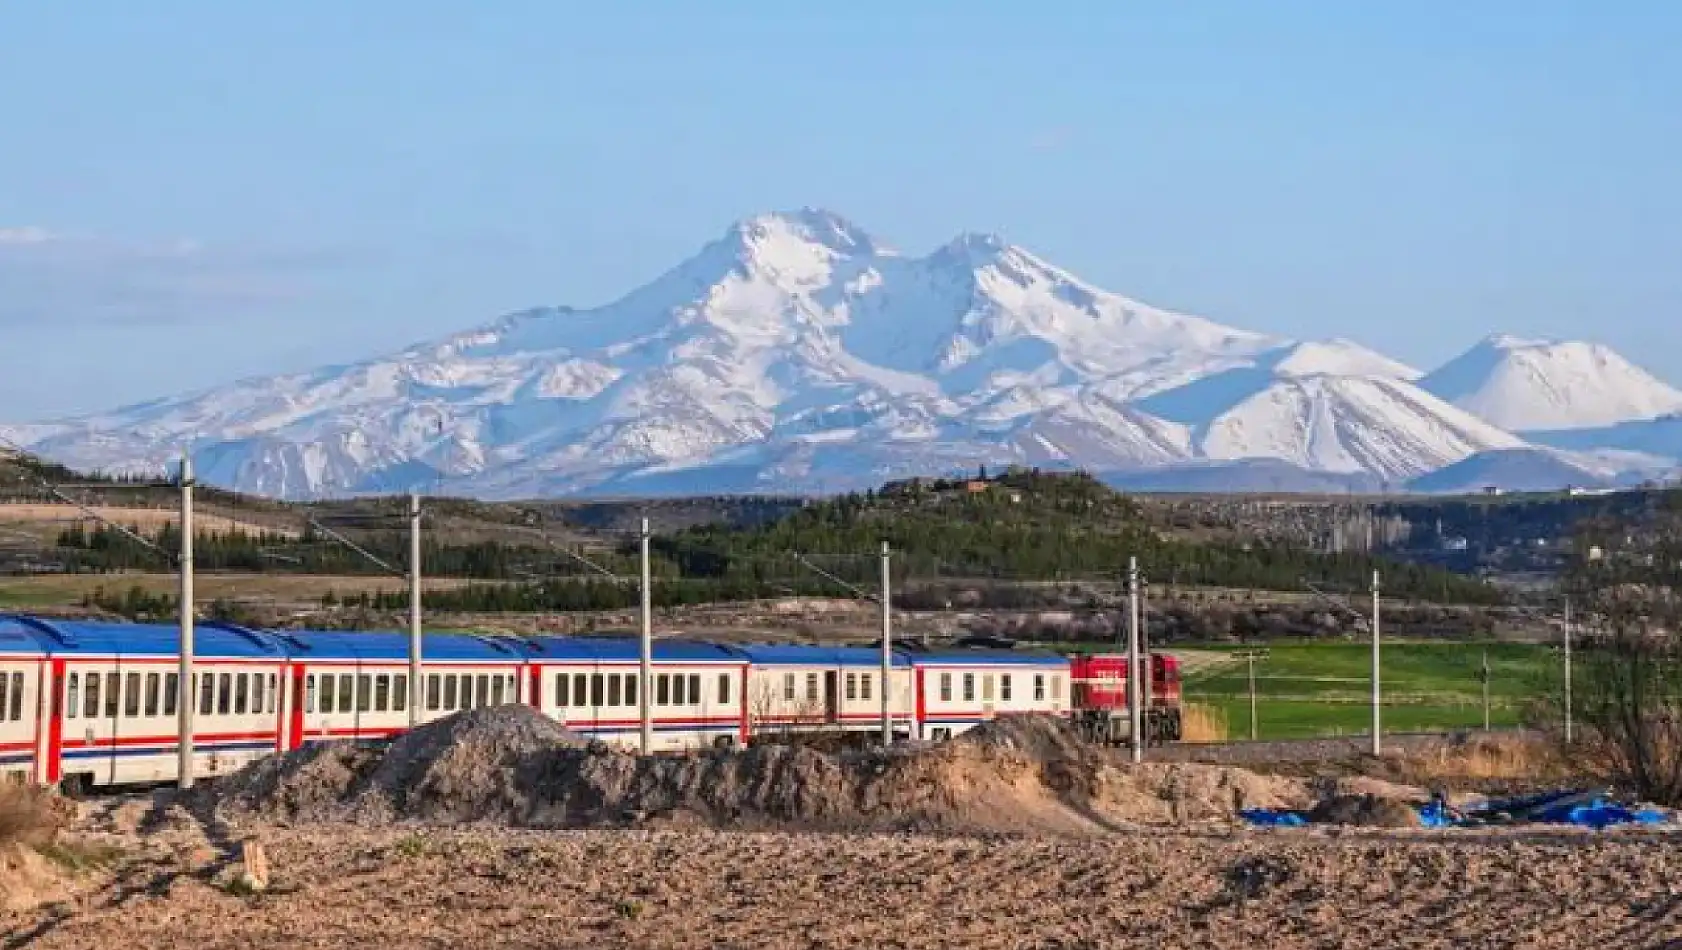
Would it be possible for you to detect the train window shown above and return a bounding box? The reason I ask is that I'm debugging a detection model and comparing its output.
[251,674,265,716]
[718,673,731,705]
[356,675,372,713]
[962,674,974,703]
[394,675,408,712]
[783,673,795,701]
[375,675,391,712]
[673,674,687,706]
[981,676,994,703]
[624,674,636,707]
[145,672,161,717]
[656,674,669,706]
[427,675,442,711]
[339,675,354,713]
[122,665,140,719]
[476,675,490,708]
[605,676,620,707]
[106,672,121,719]
[689,675,700,706]
[860,673,871,701]
[217,673,232,716]
[805,673,818,702]
[1033,675,1045,701]
[304,675,317,714]
[9,672,19,722]
[66,673,79,720]
[491,675,506,707]
[321,674,337,713]
[165,673,180,717]
[589,674,604,708]
[0,674,7,722]
[572,674,586,708]
[553,674,568,707]
[845,673,856,701]
[84,672,100,719]
[1050,676,1062,701]
[442,675,458,710]
[235,674,250,715]
[1000,675,1012,703]
[939,673,952,702]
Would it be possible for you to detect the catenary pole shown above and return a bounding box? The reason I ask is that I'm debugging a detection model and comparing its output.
[408,493,423,726]
[1129,557,1143,763]
[176,452,196,790]
[1371,569,1382,757]
[1563,596,1574,744]
[1481,649,1491,731]
[1248,652,1259,741]
[880,541,892,746]
[640,517,653,754]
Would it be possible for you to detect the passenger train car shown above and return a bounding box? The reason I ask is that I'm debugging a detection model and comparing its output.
[0,613,1176,791]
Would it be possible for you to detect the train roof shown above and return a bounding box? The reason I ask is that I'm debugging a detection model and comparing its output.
[0,616,287,658]
[892,644,1067,666]
[274,629,537,662]
[726,643,912,667]
[526,636,742,663]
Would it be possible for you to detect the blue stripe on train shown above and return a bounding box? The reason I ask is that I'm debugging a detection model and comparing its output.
[0,752,32,766]
[61,740,274,761]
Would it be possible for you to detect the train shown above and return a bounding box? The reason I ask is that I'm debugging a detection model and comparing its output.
[0,613,1182,792]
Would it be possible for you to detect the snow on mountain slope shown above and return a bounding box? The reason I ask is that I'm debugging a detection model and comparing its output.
[7,208,1676,498]
[1196,375,1525,482]
[1419,334,1682,432]
[1137,338,1419,426]
[4,209,1277,498]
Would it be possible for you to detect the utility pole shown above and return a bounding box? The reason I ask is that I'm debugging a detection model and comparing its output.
[880,541,892,746]
[1371,569,1382,757]
[1480,648,1491,731]
[408,493,423,726]
[1563,596,1574,744]
[176,452,196,790]
[1128,556,1142,763]
[1247,652,1259,741]
[639,517,653,755]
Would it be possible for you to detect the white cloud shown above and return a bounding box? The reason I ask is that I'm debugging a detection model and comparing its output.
[0,226,56,245]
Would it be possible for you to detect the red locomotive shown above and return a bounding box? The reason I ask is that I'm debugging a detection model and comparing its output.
[1068,652,1183,745]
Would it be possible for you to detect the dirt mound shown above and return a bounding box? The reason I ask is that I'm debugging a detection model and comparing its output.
[1308,794,1423,828]
[211,710,1319,834]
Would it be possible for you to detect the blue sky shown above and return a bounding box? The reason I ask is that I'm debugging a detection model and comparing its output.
[2,2,1679,419]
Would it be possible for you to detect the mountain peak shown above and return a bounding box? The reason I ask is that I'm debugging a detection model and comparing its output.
[1422,335,1682,431]
[726,207,885,259]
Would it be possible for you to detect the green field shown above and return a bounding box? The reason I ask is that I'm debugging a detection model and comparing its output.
[1178,641,1561,741]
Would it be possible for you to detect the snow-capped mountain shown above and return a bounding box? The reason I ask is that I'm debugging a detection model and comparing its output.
[3,209,1678,498]
[1419,334,1682,432]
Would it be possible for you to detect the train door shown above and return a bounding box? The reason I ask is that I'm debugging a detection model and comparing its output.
[288,667,308,750]
[823,670,839,725]
[43,659,66,784]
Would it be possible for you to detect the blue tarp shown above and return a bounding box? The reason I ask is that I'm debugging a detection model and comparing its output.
[1238,789,1673,830]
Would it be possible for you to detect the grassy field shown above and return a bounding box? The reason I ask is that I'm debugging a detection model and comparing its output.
[1177,640,1560,741]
